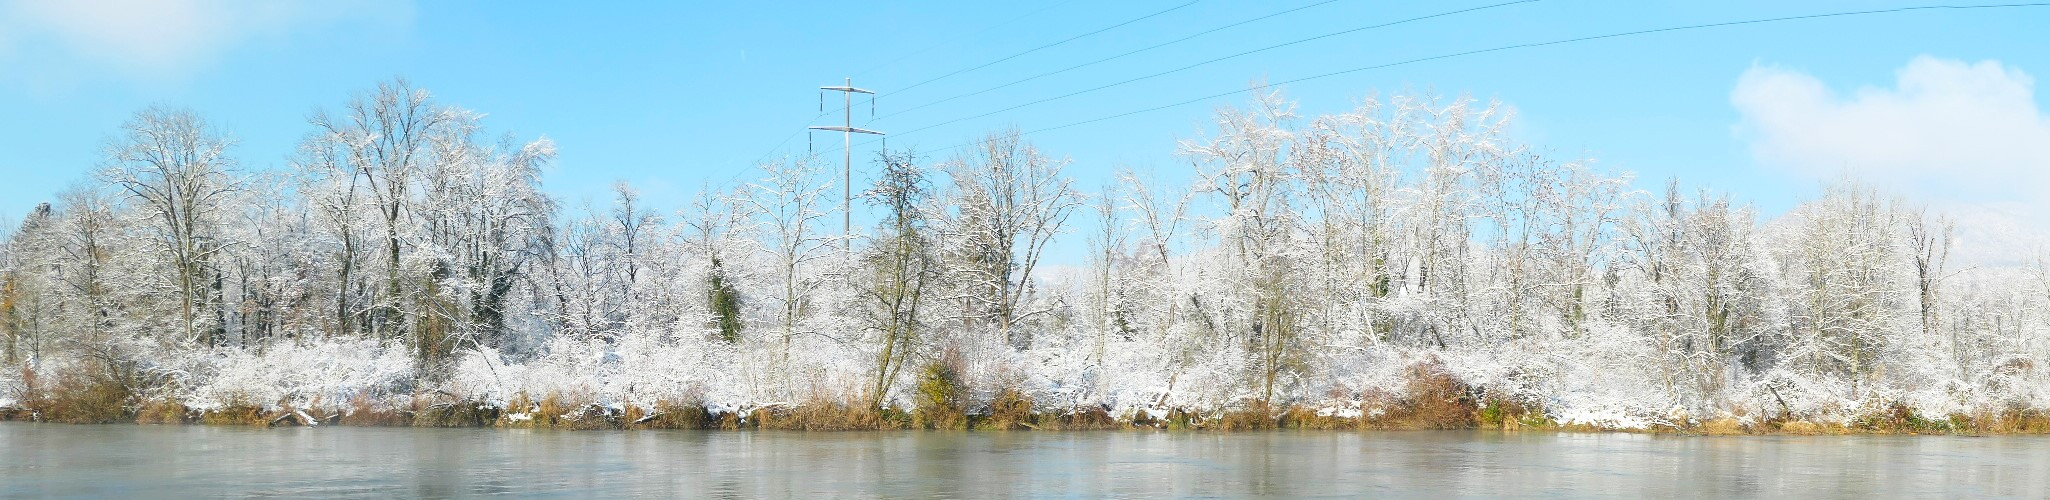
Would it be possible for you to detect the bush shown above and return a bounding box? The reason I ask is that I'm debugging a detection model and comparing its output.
[1163,408,1197,430]
[913,361,966,430]
[978,388,1034,430]
[1217,400,1276,431]
[626,400,710,430]
[339,394,409,426]
[1277,406,1360,430]
[22,367,134,424]
[1370,359,1478,429]
[414,394,500,428]
[1477,398,1551,431]
[1853,402,1948,434]
[1041,405,1120,430]
[1775,420,1826,435]
[493,392,618,429]
[755,397,906,431]
[1696,417,1746,435]
[133,399,190,424]
[199,397,268,426]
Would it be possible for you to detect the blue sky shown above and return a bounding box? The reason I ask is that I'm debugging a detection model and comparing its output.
[3,1,2047,262]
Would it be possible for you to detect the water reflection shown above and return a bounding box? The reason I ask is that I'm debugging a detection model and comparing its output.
[1,423,2045,497]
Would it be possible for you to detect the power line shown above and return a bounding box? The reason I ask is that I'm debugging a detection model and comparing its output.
[871,0,1343,123]
[873,2,2050,155]
[749,125,815,168]
[850,0,1081,80]
[747,90,858,168]
[750,0,1172,168]
[884,1,1202,99]
[879,0,1540,141]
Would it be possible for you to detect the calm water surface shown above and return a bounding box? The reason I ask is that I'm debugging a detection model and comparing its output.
[2,422,2046,498]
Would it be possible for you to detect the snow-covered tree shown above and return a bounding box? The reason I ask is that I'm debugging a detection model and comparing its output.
[1,82,2044,429]
[100,106,240,348]
[859,149,937,406]
[307,78,449,344]
[935,130,1081,350]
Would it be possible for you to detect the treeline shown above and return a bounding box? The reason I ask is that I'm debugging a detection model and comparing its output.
[2,80,2046,431]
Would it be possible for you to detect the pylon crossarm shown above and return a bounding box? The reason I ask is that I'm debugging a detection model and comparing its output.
[808,126,885,135]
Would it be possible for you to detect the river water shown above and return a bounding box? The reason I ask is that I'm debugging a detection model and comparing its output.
[2,422,2046,498]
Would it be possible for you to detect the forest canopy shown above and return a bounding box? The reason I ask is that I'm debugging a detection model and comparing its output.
[2,79,2045,430]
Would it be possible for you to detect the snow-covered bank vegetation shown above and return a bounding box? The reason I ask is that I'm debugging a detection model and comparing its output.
[3,79,2048,432]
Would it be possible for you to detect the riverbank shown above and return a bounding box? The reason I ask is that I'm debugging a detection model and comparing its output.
[7,399,2050,436]
[6,363,2047,435]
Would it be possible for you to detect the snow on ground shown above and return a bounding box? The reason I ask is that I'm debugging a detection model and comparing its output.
[10,318,2020,430]
[174,339,413,411]
[1552,407,1658,430]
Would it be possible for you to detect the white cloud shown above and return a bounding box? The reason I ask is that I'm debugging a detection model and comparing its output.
[1732,56,2050,200]
[0,0,412,75]
[1941,201,2048,267]
[1733,56,2050,264]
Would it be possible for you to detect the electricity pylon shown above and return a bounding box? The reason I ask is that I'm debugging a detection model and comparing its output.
[810,78,884,257]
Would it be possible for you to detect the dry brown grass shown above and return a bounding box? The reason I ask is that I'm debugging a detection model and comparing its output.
[1871,408,2050,435]
[1850,402,1951,434]
[624,400,710,430]
[1277,406,1360,430]
[1697,417,1748,435]
[715,408,747,429]
[198,398,269,426]
[20,367,134,424]
[1987,408,2050,434]
[754,397,908,431]
[338,394,409,426]
[494,392,616,429]
[1365,359,1478,430]
[1125,407,1196,429]
[977,388,1035,430]
[0,367,35,421]
[1775,420,1826,435]
[1037,405,1122,430]
[133,398,191,424]
[1215,401,1278,431]
[412,394,500,428]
